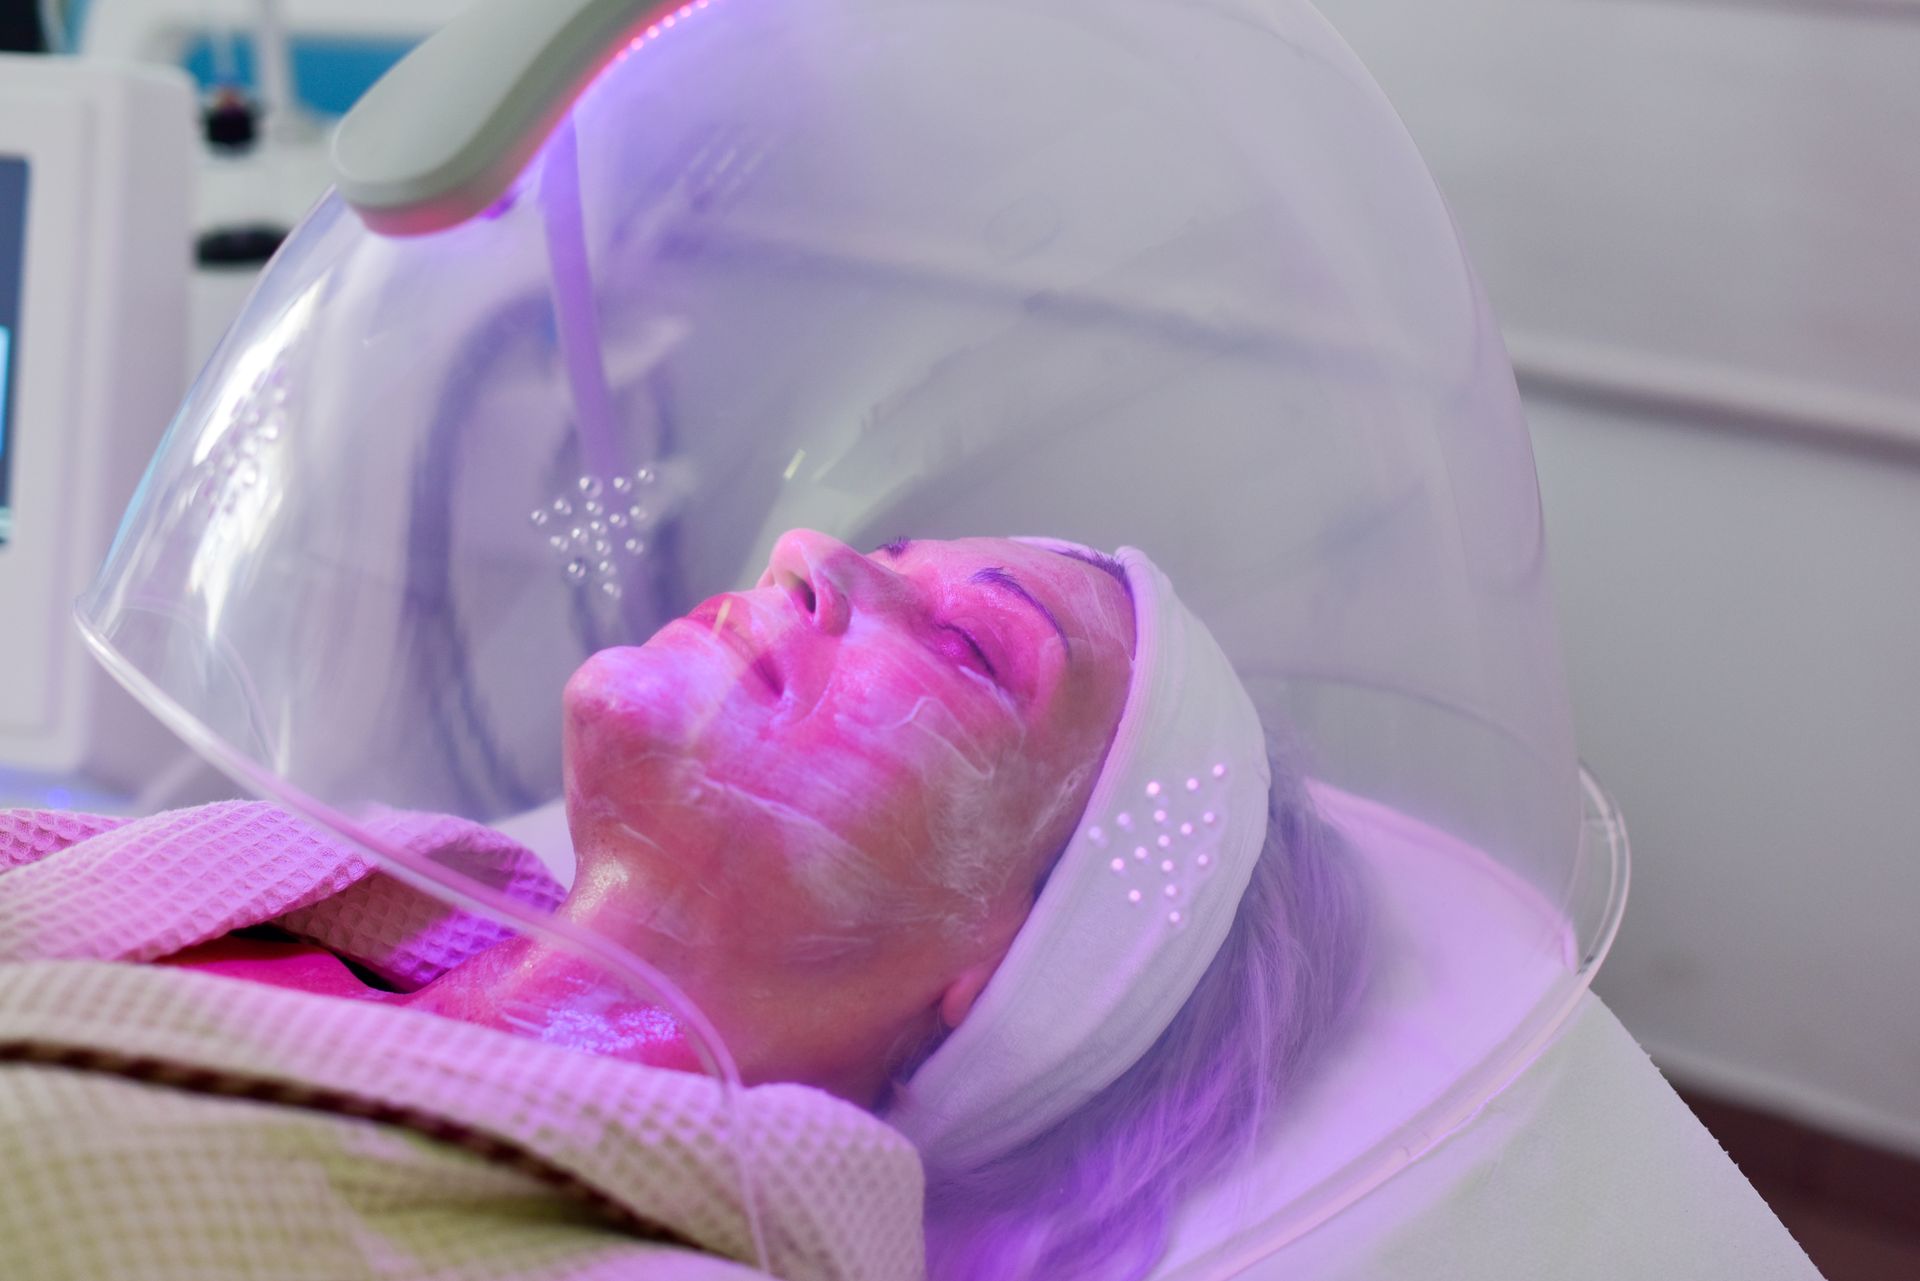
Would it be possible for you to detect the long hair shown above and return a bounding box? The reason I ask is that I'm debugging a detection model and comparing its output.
[918,736,1371,1279]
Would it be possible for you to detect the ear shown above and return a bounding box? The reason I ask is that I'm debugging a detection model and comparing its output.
[937,958,1001,1030]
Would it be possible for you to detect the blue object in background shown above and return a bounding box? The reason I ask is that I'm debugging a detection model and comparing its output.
[180,34,416,117]
[0,156,27,545]
[63,0,415,118]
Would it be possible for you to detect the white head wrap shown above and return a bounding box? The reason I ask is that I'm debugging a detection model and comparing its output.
[885,542,1271,1173]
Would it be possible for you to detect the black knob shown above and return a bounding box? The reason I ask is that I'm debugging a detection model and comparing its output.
[202,87,261,153]
[196,224,290,268]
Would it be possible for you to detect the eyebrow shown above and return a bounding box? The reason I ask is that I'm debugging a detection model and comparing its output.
[878,538,1073,652]
[969,565,1071,651]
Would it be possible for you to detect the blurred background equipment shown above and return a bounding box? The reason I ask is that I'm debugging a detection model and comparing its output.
[0,54,193,798]
[77,0,464,373]
[0,0,451,811]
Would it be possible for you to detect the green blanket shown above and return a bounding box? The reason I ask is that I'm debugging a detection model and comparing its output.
[0,805,924,1281]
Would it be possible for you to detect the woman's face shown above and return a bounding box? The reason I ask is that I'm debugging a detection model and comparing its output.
[561,531,1134,980]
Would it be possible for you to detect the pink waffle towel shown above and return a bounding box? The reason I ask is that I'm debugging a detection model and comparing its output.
[0,801,563,986]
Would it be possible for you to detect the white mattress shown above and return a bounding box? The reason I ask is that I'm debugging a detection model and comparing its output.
[1152,783,1816,1281]
[1152,781,1579,1275]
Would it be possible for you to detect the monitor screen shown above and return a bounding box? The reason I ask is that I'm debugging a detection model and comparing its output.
[0,156,24,545]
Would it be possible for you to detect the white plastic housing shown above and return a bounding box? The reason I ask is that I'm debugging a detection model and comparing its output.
[0,58,194,782]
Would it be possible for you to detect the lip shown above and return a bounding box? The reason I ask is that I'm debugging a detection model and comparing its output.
[681,594,785,700]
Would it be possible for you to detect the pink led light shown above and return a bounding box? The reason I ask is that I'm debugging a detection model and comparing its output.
[609,5,718,90]
[623,0,709,51]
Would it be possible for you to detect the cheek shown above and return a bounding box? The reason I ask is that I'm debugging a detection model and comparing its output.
[708,654,1017,872]
[834,663,1043,886]
[820,647,1020,787]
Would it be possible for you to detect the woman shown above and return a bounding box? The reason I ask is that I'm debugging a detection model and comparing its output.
[0,531,1366,1281]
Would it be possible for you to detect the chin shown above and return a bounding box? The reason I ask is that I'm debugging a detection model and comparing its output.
[565,647,697,772]
[562,641,766,807]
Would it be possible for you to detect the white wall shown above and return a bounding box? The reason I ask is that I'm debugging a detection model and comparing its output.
[1312,0,1920,1153]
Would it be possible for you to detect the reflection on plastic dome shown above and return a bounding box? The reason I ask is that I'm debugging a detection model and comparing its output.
[76,0,1627,1277]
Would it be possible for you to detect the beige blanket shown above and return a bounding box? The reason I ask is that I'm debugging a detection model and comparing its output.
[0,804,925,1281]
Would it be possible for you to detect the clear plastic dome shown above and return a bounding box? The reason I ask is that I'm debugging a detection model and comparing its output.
[79,0,1627,1276]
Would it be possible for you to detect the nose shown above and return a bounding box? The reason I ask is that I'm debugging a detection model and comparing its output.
[759,529,899,635]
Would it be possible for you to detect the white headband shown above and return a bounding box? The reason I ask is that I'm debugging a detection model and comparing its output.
[885,542,1271,1173]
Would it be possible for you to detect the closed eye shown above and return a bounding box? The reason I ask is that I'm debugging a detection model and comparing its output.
[940,624,997,679]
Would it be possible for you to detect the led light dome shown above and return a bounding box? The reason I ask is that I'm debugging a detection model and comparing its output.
[80,0,1628,1276]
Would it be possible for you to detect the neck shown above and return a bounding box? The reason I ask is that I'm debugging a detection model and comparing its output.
[401,933,704,1073]
[415,850,943,1106]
